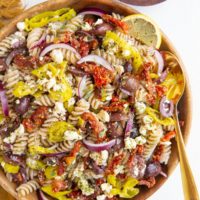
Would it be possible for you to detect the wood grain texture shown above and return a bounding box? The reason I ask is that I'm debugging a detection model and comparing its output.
[0,0,192,200]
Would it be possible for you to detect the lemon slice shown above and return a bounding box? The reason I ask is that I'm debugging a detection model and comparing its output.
[122,14,162,49]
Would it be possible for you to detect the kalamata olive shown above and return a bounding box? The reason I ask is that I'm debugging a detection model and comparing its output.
[110,112,129,122]
[0,58,7,72]
[107,122,124,137]
[124,61,132,72]
[145,161,162,178]
[14,96,31,115]
[93,23,114,36]
[3,152,25,166]
[131,155,146,179]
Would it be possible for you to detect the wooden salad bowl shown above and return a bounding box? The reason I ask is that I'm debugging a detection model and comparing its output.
[0,0,192,199]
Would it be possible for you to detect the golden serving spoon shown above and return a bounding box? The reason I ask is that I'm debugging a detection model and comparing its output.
[164,51,199,200]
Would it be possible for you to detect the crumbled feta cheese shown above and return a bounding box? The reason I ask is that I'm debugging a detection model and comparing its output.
[82,22,92,31]
[122,49,131,57]
[124,137,137,150]
[64,130,82,141]
[49,22,63,31]
[46,71,53,78]
[39,56,44,61]
[3,124,24,144]
[66,73,73,86]
[143,115,153,124]
[94,19,103,26]
[78,177,94,196]
[132,165,139,177]
[67,97,75,107]
[139,125,147,136]
[46,78,56,90]
[90,150,109,166]
[96,194,107,200]
[135,136,146,145]
[14,31,25,39]
[114,165,125,175]
[15,99,20,104]
[97,110,110,122]
[135,102,146,114]
[54,102,66,116]
[50,49,64,64]
[114,64,124,75]
[17,22,25,31]
[53,84,62,91]
[10,38,19,47]
[101,183,112,194]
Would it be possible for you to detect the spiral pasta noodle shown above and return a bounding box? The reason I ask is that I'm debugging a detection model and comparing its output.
[34,95,55,107]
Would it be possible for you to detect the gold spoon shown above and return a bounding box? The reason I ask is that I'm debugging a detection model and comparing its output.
[164,51,199,200]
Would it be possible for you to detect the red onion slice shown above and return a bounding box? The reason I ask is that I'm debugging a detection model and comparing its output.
[78,75,87,98]
[77,55,114,71]
[120,88,131,96]
[78,7,106,17]
[159,96,174,118]
[37,190,49,200]
[40,43,81,58]
[83,139,116,152]
[68,66,87,77]
[6,48,25,66]
[31,32,46,49]
[0,82,9,116]
[154,50,164,75]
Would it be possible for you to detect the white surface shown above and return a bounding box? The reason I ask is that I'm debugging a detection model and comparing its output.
[25,0,200,199]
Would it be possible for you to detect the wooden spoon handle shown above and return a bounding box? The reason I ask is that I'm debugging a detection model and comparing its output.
[174,109,199,200]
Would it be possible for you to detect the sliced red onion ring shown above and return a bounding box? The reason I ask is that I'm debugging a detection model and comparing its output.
[78,7,106,17]
[120,88,131,96]
[77,55,114,71]
[0,82,9,116]
[31,32,46,49]
[41,151,67,157]
[78,75,87,98]
[40,43,81,58]
[154,50,164,75]
[83,139,116,152]
[159,96,174,118]
[37,190,49,200]
[157,69,168,83]
[6,48,25,66]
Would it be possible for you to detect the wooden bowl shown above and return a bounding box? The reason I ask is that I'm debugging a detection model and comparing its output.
[0,0,192,199]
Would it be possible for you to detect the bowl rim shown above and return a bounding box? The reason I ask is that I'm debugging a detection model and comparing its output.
[0,0,192,199]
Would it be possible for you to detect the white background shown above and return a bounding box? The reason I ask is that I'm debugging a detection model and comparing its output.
[25,0,200,199]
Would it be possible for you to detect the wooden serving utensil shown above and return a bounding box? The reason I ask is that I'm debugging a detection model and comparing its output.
[119,0,166,6]
[165,51,199,200]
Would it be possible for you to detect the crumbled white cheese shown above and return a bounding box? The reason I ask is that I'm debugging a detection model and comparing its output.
[3,124,24,144]
[143,115,153,124]
[53,84,62,91]
[10,38,19,47]
[46,78,56,90]
[114,165,125,175]
[94,19,103,26]
[97,110,110,123]
[67,97,75,107]
[124,137,137,150]
[122,49,131,57]
[78,177,94,196]
[114,64,124,75]
[82,22,92,31]
[14,31,26,39]
[50,49,64,64]
[46,71,53,78]
[139,125,147,136]
[135,102,146,114]
[135,136,146,145]
[16,22,25,31]
[39,56,44,61]
[96,194,107,200]
[101,183,112,194]
[15,99,20,104]
[90,150,109,166]
[54,102,66,116]
[49,22,63,31]
[64,130,82,141]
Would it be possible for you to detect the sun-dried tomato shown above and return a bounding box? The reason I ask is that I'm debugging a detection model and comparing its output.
[106,153,124,174]
[78,63,114,87]
[60,31,72,44]
[22,118,37,133]
[152,144,164,162]
[12,172,24,184]
[82,112,104,136]
[89,39,99,50]
[96,178,105,186]
[102,14,128,33]
[79,39,89,57]
[13,54,37,69]
[137,145,144,155]
[139,177,156,188]
[155,85,167,98]
[51,179,68,192]
[84,15,96,25]
[57,161,65,176]
[23,106,48,133]
[161,131,176,142]
[103,100,127,112]
[70,141,82,157]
